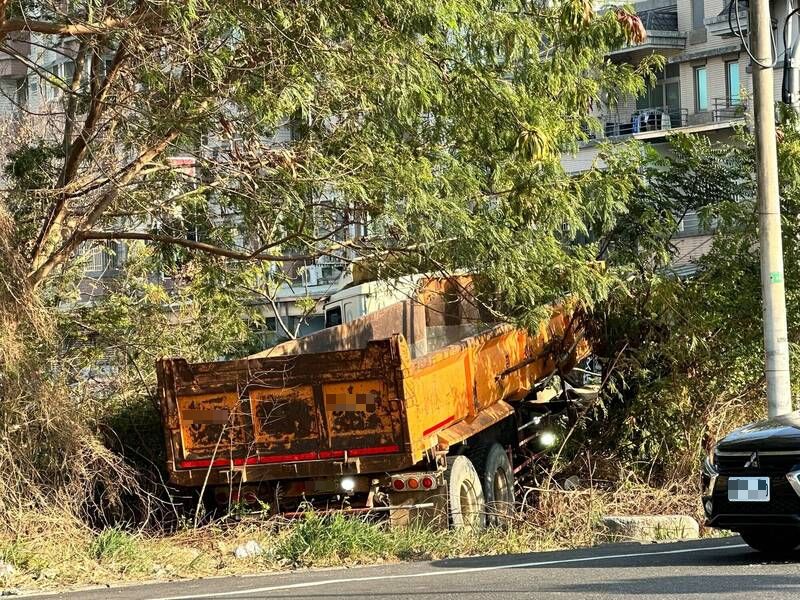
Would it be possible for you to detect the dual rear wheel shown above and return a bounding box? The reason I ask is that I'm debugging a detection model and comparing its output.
[444,443,515,529]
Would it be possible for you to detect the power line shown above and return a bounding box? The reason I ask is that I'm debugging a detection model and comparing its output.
[728,0,779,68]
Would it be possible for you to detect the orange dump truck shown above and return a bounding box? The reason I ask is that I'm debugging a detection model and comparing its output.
[156,276,593,527]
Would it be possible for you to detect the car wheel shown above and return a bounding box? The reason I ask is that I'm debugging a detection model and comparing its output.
[740,529,800,554]
[445,455,485,530]
[471,443,515,527]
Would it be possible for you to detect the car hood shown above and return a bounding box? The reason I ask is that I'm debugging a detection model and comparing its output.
[717,411,800,453]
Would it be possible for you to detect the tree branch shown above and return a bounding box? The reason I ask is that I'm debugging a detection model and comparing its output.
[29,130,180,286]
[28,41,129,269]
[0,16,146,36]
[60,41,89,185]
[63,41,128,185]
[78,231,319,262]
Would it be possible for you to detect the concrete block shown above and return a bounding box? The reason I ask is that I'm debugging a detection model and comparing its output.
[599,515,700,543]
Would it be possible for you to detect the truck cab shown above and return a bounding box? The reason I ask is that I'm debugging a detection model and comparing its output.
[323,275,425,328]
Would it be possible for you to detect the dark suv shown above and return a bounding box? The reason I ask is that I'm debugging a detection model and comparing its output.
[703,411,800,553]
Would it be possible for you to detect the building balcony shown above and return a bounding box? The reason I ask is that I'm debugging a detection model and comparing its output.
[585,98,744,144]
[706,0,781,38]
[711,97,748,122]
[609,7,686,61]
[0,32,30,78]
[705,9,748,37]
[593,106,688,140]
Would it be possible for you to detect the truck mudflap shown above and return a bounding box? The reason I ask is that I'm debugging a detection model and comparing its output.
[158,337,414,486]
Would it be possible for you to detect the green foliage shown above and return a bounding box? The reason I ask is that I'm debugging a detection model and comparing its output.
[90,528,140,562]
[4,143,62,190]
[275,513,391,564]
[0,540,34,569]
[573,128,800,482]
[7,0,657,313]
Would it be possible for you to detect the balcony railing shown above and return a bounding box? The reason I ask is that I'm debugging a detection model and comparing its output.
[638,8,679,31]
[706,3,748,38]
[712,97,747,122]
[599,106,688,139]
[608,7,685,58]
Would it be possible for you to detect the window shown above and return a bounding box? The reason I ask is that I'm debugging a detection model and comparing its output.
[691,0,704,29]
[297,315,325,337]
[41,61,78,100]
[14,78,27,111]
[63,60,75,85]
[325,306,342,328]
[43,64,58,100]
[344,301,356,323]
[694,66,708,111]
[81,241,120,274]
[84,244,105,273]
[665,63,680,79]
[665,82,680,111]
[635,65,682,127]
[726,60,740,104]
[636,83,665,110]
[680,211,701,235]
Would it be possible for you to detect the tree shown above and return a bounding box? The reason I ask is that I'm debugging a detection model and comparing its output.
[0,0,652,520]
[576,130,800,483]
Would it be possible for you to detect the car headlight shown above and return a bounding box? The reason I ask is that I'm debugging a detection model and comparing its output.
[701,452,719,501]
[702,453,719,477]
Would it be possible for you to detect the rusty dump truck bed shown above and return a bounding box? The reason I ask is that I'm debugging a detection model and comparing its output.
[157,277,586,488]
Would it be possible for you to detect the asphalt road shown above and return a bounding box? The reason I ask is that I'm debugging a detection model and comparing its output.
[20,536,800,600]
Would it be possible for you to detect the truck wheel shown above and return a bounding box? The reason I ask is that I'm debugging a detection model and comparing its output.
[445,455,485,530]
[472,444,515,527]
[741,529,800,554]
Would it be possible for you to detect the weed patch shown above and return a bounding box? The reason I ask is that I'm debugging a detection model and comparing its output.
[276,513,391,565]
[90,528,140,562]
[3,480,709,594]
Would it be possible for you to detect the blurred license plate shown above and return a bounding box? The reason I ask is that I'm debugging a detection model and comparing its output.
[728,477,770,502]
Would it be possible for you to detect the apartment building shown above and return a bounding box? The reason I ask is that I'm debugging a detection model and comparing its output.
[564,0,787,271]
[0,37,350,346]
[566,0,785,170]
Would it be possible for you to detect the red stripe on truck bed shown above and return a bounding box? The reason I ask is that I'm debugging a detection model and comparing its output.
[422,415,455,437]
[178,445,401,470]
[179,458,230,469]
[349,444,401,457]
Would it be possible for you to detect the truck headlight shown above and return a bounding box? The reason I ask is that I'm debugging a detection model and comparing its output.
[540,431,557,447]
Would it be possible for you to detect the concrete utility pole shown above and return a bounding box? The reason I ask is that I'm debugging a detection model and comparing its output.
[751,0,793,416]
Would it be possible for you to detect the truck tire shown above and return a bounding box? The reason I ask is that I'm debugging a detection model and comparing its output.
[472,443,515,527]
[741,529,800,554]
[445,455,485,530]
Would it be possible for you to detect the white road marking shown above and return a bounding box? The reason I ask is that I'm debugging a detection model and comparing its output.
[150,542,749,600]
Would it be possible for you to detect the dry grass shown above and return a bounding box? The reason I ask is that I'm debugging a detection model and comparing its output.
[0,207,149,531]
[0,479,709,593]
